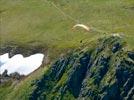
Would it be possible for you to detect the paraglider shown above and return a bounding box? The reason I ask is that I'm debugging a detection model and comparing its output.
[72,24,90,31]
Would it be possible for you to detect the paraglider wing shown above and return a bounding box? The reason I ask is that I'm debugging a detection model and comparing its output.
[73,24,90,31]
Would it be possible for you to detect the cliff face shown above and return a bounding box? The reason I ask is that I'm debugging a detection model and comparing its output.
[29,36,134,100]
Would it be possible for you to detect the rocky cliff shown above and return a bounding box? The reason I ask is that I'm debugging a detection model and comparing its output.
[28,36,134,100]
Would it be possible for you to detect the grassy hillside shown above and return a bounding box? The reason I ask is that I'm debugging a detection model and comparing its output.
[0,0,134,56]
[2,36,134,100]
[0,65,49,100]
[0,0,134,100]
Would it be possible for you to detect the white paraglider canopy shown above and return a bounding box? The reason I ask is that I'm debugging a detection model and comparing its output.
[72,24,90,31]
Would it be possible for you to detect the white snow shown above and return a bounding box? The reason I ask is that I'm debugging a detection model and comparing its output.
[112,33,121,37]
[0,53,44,75]
[0,53,10,66]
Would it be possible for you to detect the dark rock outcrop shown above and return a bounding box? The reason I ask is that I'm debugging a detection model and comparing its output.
[29,36,134,100]
[0,70,24,84]
[0,44,45,57]
[128,51,134,60]
[112,42,122,53]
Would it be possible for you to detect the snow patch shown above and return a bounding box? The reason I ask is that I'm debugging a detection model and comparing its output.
[0,53,44,75]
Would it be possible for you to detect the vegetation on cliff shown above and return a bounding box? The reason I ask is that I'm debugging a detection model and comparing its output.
[1,36,133,100]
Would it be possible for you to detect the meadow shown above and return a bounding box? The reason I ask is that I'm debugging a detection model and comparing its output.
[0,0,134,56]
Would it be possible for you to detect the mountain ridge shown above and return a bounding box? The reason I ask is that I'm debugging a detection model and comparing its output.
[26,36,134,100]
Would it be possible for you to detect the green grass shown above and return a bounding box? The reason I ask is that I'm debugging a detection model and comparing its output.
[1,66,49,100]
[0,80,13,100]
[0,0,134,99]
[0,0,134,57]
